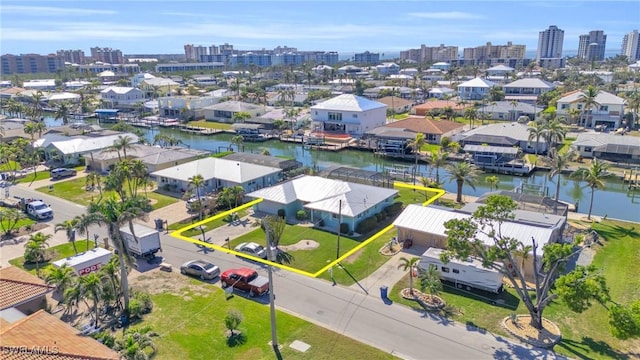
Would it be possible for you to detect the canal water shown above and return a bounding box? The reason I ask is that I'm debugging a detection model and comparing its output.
[43,117,640,222]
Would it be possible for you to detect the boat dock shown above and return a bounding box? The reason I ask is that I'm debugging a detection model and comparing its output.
[177,125,225,135]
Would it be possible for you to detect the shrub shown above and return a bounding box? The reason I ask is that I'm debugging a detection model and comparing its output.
[356,216,377,234]
[129,299,143,319]
[340,223,349,234]
[277,209,286,219]
[375,212,386,222]
[134,292,153,314]
[295,210,308,220]
[384,202,403,216]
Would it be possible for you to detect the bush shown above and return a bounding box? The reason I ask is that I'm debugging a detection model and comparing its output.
[340,223,349,234]
[129,299,143,319]
[375,212,386,222]
[384,202,403,216]
[135,292,153,314]
[356,216,377,234]
[277,209,285,219]
[295,210,308,220]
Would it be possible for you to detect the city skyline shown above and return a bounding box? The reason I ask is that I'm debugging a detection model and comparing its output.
[1,1,639,57]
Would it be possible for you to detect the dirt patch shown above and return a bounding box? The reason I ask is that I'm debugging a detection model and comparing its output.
[279,239,319,252]
[129,269,210,300]
[502,315,561,348]
[342,248,363,264]
[400,288,446,310]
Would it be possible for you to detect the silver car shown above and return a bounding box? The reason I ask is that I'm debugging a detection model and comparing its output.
[234,242,267,259]
[180,260,221,280]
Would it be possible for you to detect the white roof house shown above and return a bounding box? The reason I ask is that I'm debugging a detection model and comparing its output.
[503,78,556,102]
[457,78,496,100]
[34,133,139,165]
[23,79,56,90]
[556,90,626,129]
[310,94,387,137]
[46,92,81,103]
[486,65,514,76]
[100,86,145,106]
[312,94,386,112]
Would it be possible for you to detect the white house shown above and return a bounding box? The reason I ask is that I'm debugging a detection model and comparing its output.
[131,73,156,88]
[247,175,397,233]
[486,65,514,77]
[202,101,268,123]
[376,63,400,75]
[310,94,386,136]
[457,78,496,100]
[431,62,451,71]
[158,95,220,119]
[150,157,282,195]
[427,87,455,99]
[502,78,556,103]
[22,79,56,91]
[556,90,626,129]
[33,132,139,165]
[100,86,145,107]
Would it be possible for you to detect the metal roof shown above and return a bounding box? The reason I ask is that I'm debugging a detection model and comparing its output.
[503,78,555,89]
[151,157,281,183]
[311,94,386,112]
[558,90,625,105]
[464,144,519,154]
[223,152,301,171]
[457,78,496,88]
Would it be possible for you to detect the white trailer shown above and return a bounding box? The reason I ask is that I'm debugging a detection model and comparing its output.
[418,247,504,293]
[119,224,162,259]
[53,248,113,276]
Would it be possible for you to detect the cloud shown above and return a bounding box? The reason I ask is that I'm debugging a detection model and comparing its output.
[407,11,484,20]
[2,5,116,16]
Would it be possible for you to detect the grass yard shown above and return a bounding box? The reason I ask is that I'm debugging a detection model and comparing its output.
[394,186,437,206]
[9,241,97,274]
[16,166,85,184]
[229,225,361,273]
[0,160,20,172]
[558,137,576,155]
[136,277,396,360]
[0,213,36,234]
[168,209,249,236]
[387,219,640,360]
[420,143,442,153]
[186,120,233,130]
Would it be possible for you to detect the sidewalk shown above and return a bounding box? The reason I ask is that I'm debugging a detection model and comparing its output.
[0,224,71,267]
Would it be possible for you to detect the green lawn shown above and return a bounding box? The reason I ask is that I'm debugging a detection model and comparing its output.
[229,225,361,273]
[526,154,538,165]
[138,278,396,360]
[394,187,436,206]
[558,137,576,155]
[168,209,249,236]
[0,160,20,172]
[16,166,85,184]
[388,219,640,360]
[420,143,442,153]
[0,212,36,234]
[186,120,233,130]
[9,241,97,274]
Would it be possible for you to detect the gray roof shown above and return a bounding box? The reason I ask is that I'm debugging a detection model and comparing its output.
[223,152,301,171]
[572,132,640,148]
[311,94,386,112]
[479,101,541,114]
[203,100,263,112]
[503,78,555,89]
[34,133,139,155]
[558,90,625,105]
[458,203,565,229]
[151,157,281,183]
[462,123,543,144]
[364,127,417,140]
[464,144,519,154]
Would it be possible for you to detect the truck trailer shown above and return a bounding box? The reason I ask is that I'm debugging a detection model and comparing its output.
[119,223,162,259]
[53,247,113,276]
[418,247,504,294]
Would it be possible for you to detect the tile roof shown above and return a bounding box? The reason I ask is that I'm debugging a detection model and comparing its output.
[0,310,118,359]
[0,267,52,310]
[311,94,386,112]
[376,96,413,108]
[413,100,468,112]
[385,116,464,135]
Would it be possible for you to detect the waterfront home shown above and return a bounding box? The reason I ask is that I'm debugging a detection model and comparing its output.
[570,132,640,163]
[363,127,416,155]
[223,152,302,172]
[247,175,397,233]
[310,94,386,137]
[63,80,91,90]
[393,204,556,281]
[202,100,268,123]
[427,87,455,99]
[139,77,180,97]
[84,144,209,173]
[556,90,625,129]
[0,119,36,141]
[130,72,156,88]
[412,100,468,117]
[376,96,414,114]
[158,95,219,120]
[457,78,496,100]
[45,91,81,105]
[150,157,282,195]
[100,86,145,108]
[384,116,464,144]
[502,78,556,103]
[33,132,139,165]
[0,86,25,101]
[459,122,548,154]
[463,144,532,175]
[478,100,542,121]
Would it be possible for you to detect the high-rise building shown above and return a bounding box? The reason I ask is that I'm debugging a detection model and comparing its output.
[578,30,607,61]
[463,42,526,61]
[354,51,380,64]
[56,49,86,64]
[183,44,209,62]
[1,53,65,74]
[400,44,458,63]
[90,47,124,64]
[537,25,564,60]
[621,30,640,62]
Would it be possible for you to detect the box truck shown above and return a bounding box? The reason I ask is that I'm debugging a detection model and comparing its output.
[53,247,113,276]
[418,247,504,293]
[119,223,162,259]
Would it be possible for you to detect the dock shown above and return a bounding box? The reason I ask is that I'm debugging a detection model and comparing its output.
[177,125,225,135]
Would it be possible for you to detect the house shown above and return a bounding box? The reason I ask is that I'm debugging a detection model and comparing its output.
[266,92,308,107]
[139,77,180,97]
[22,79,56,91]
[45,92,81,104]
[84,144,209,173]
[363,127,416,155]
[158,95,220,120]
[0,87,26,101]
[310,94,386,136]
[223,152,301,172]
[34,132,139,165]
[202,101,267,123]
[376,62,400,75]
[478,100,542,121]
[502,78,556,103]
[412,100,469,117]
[463,144,532,175]
[556,90,626,129]
[0,310,118,359]
[427,87,455,99]
[376,96,413,114]
[247,175,398,233]
[0,266,53,314]
[191,74,217,86]
[63,80,90,90]
[431,62,451,71]
[422,68,445,82]
[460,122,548,154]
[150,157,282,195]
[131,72,156,87]
[393,204,557,280]
[384,116,464,143]
[100,86,145,108]
[486,65,514,77]
[457,78,496,100]
[570,132,640,163]
[0,119,38,142]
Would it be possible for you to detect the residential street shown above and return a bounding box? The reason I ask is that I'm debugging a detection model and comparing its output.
[1,183,564,360]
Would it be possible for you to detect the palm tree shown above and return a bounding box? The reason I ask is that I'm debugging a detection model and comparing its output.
[446,162,480,203]
[44,264,76,297]
[100,257,122,310]
[55,219,79,255]
[485,175,500,192]
[30,91,45,121]
[188,174,206,220]
[418,264,442,299]
[572,158,611,220]
[54,101,71,125]
[409,133,425,185]
[464,107,478,129]
[543,119,567,148]
[397,257,420,298]
[79,272,103,326]
[230,135,244,152]
[24,232,52,275]
[428,150,448,185]
[73,214,94,252]
[527,121,546,156]
[579,85,600,128]
[107,135,136,161]
[23,122,37,140]
[623,90,640,129]
[510,100,519,121]
[546,148,575,205]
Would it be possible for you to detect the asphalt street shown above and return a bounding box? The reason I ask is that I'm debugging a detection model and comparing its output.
[6,184,564,360]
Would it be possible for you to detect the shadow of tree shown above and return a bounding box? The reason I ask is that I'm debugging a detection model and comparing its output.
[226,331,247,347]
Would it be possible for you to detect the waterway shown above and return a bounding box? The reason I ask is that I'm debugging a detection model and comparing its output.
[41,117,640,222]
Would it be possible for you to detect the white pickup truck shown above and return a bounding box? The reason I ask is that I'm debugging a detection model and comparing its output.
[17,198,53,220]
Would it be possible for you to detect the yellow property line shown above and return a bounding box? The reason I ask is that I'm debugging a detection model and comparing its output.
[171,182,445,277]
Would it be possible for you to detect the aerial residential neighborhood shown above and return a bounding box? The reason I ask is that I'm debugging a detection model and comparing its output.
[1,1,640,359]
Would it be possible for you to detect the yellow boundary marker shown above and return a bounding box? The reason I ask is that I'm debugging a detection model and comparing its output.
[171,182,445,278]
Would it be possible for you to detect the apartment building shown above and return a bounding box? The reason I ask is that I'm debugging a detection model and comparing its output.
[400,44,459,63]
[621,30,640,62]
[90,47,124,64]
[463,42,526,61]
[537,25,565,69]
[1,53,64,74]
[354,51,380,65]
[56,49,86,64]
[577,30,607,61]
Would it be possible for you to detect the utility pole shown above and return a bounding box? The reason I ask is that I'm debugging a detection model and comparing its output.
[336,199,342,260]
[265,221,278,351]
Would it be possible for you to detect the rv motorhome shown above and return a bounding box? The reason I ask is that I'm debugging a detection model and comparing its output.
[418,247,504,293]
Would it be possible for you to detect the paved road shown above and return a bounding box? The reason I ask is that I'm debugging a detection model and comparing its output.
[5,184,564,360]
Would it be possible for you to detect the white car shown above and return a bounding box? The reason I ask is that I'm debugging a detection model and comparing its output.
[234,242,267,259]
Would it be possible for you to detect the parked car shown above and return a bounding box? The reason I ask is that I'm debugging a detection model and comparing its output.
[180,260,221,280]
[50,168,77,179]
[234,242,267,259]
[220,268,269,297]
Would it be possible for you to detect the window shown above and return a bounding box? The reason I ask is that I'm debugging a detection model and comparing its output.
[561,104,569,109]
[577,104,583,110]
[441,266,450,273]
[452,269,460,274]
[352,114,358,118]
[328,112,342,121]
[332,213,338,219]
[584,147,592,152]
[599,105,608,111]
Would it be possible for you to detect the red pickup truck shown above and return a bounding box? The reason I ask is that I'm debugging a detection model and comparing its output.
[220,268,269,297]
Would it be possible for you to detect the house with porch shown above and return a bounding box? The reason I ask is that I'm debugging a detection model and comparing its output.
[570,133,640,163]
[310,94,386,137]
[247,175,397,233]
[556,90,626,129]
[100,86,145,108]
[457,78,496,100]
[33,132,139,165]
[150,157,282,195]
[502,78,556,104]
[459,122,548,154]
[383,116,464,144]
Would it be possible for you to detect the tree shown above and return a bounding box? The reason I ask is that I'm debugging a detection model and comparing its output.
[230,135,244,152]
[409,133,425,185]
[79,272,104,326]
[188,174,206,220]
[428,150,448,185]
[442,195,607,330]
[55,219,79,255]
[623,90,640,129]
[54,101,72,125]
[545,149,575,204]
[543,119,567,147]
[30,90,45,121]
[527,121,545,156]
[485,175,499,192]
[44,264,76,296]
[418,264,442,298]
[555,265,610,313]
[100,256,122,310]
[445,162,480,203]
[224,309,243,337]
[464,107,478,129]
[0,208,27,237]
[231,111,252,123]
[579,85,600,128]
[23,232,52,275]
[572,158,611,220]
[397,257,420,298]
[262,215,292,264]
[106,135,136,161]
[608,301,640,339]
[510,100,519,121]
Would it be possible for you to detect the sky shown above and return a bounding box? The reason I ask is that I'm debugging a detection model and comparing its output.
[1,0,639,57]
